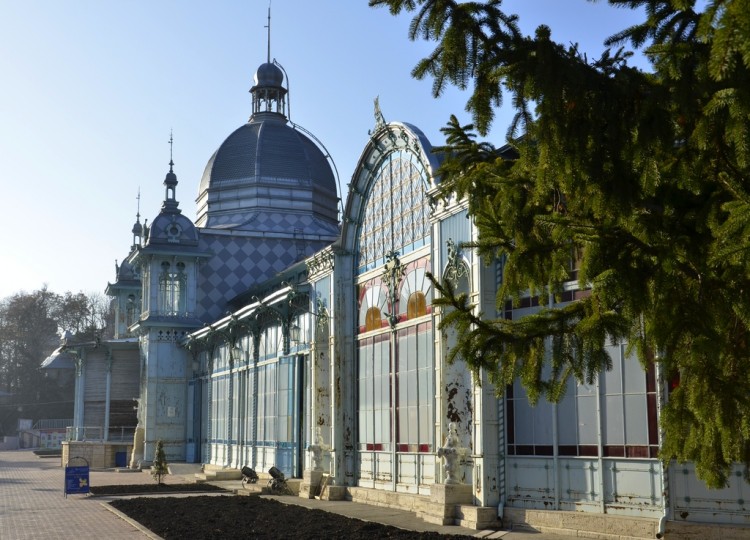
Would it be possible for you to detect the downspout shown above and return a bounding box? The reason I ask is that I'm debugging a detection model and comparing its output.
[104,347,112,442]
[227,346,234,469]
[76,349,86,440]
[497,392,505,521]
[595,374,605,513]
[548,291,560,510]
[655,356,669,538]
[390,329,397,493]
[251,338,260,468]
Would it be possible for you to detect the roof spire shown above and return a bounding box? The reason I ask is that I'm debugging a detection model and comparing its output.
[132,187,143,247]
[265,3,271,63]
[168,129,174,173]
[162,131,180,214]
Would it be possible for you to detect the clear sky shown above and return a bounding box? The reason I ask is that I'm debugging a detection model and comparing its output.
[0,0,647,300]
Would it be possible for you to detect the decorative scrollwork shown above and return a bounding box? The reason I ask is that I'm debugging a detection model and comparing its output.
[444,238,469,286]
[382,250,405,329]
[306,250,335,277]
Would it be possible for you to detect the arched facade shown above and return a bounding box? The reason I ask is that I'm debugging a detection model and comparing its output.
[89,49,750,539]
[349,123,437,494]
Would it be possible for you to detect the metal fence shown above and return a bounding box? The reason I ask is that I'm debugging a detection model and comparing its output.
[65,426,136,442]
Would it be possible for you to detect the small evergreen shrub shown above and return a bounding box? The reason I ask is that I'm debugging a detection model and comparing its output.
[151,440,169,484]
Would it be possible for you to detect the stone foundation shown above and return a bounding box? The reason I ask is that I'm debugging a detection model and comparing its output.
[504,508,659,539]
[298,470,324,498]
[62,441,133,469]
[348,484,501,530]
[665,520,750,539]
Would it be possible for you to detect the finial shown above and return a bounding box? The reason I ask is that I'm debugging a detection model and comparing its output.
[168,130,174,172]
[370,96,386,134]
[136,188,141,221]
[265,2,271,63]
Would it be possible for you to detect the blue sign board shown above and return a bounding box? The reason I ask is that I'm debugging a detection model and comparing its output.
[64,465,90,496]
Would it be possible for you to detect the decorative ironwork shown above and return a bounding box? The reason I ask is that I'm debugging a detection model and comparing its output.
[356,149,430,272]
[382,250,405,329]
[155,329,191,342]
[315,296,329,329]
[371,95,386,134]
[444,238,469,286]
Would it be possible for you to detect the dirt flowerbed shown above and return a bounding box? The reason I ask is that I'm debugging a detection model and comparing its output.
[91,483,228,496]
[105,485,476,539]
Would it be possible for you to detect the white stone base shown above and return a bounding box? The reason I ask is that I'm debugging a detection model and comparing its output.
[504,508,659,539]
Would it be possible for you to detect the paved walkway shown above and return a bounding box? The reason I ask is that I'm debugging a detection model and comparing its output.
[0,449,567,539]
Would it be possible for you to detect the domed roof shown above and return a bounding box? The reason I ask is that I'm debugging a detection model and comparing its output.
[195,114,339,231]
[117,259,137,281]
[143,160,200,248]
[195,56,339,234]
[198,116,335,193]
[147,212,199,247]
[253,62,284,88]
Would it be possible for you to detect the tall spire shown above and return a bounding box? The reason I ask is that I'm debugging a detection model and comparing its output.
[162,131,180,214]
[136,188,141,223]
[168,129,174,173]
[250,3,287,118]
[132,188,143,247]
[265,3,271,64]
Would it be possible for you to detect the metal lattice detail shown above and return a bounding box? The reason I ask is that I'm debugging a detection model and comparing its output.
[357,150,430,272]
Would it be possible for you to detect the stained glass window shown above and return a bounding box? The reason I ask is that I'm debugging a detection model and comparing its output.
[398,258,432,320]
[358,277,387,333]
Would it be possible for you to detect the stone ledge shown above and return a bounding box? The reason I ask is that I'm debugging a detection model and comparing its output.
[456,505,502,530]
[504,508,658,539]
[666,520,750,539]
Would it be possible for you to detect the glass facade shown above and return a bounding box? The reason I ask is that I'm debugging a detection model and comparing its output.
[356,143,434,461]
[506,342,658,458]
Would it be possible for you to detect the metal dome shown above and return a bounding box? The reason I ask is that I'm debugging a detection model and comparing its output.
[253,62,284,88]
[195,113,339,232]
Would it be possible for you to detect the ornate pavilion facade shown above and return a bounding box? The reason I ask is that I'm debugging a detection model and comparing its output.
[56,42,750,539]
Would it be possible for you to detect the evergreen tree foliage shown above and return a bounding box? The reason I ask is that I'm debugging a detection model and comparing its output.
[370,0,750,488]
[151,440,168,484]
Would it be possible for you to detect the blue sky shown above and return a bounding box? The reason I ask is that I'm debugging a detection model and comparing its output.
[0,0,647,300]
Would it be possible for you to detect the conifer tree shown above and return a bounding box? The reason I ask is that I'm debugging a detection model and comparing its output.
[370,0,750,488]
[151,440,168,485]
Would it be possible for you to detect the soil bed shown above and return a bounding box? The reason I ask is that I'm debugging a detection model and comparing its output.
[108,489,477,539]
[91,483,228,496]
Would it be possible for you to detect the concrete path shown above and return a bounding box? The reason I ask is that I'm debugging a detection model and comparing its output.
[0,449,567,539]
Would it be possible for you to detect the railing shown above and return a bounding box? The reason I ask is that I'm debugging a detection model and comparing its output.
[66,426,103,441]
[107,426,136,442]
[34,419,73,430]
[140,309,195,319]
[66,426,136,442]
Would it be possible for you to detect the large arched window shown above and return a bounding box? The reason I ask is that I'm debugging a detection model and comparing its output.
[357,149,430,273]
[354,129,436,494]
